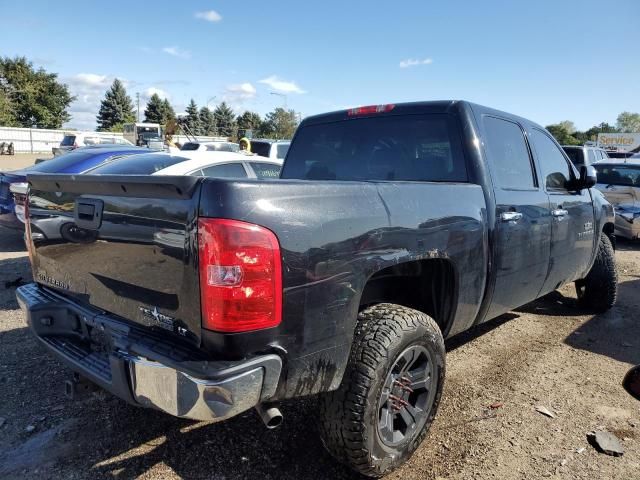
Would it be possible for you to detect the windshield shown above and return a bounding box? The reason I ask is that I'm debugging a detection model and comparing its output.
[60,135,76,146]
[276,143,290,159]
[282,114,467,182]
[249,162,282,179]
[594,164,640,187]
[87,153,188,174]
[563,147,584,166]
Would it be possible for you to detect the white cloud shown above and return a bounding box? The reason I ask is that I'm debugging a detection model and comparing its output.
[144,87,170,101]
[63,73,113,130]
[162,46,191,59]
[195,10,222,22]
[72,73,110,88]
[258,75,306,94]
[399,58,433,68]
[222,83,257,110]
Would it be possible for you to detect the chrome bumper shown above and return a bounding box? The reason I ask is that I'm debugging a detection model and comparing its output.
[16,282,282,422]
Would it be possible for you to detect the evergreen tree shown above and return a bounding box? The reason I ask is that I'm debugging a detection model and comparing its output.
[199,106,215,135]
[262,108,298,139]
[185,98,201,135]
[213,101,236,138]
[96,79,135,131]
[161,98,176,124]
[236,111,262,137]
[143,93,164,124]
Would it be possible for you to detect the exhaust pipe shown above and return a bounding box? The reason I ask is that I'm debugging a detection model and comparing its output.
[255,403,283,429]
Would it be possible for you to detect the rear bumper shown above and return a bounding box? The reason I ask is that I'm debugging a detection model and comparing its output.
[16,283,282,421]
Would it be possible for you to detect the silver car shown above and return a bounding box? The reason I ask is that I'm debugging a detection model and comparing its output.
[593,158,640,240]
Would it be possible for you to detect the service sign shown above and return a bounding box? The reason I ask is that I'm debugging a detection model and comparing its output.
[597,133,640,153]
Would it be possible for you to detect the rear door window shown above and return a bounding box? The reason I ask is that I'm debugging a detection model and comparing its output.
[201,163,248,178]
[587,149,596,164]
[282,114,467,182]
[249,162,281,179]
[483,117,536,189]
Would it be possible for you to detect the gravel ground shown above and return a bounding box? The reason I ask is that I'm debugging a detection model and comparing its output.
[0,226,638,479]
[0,153,52,171]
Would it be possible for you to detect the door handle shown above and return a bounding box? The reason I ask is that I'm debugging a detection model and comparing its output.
[500,211,523,222]
[551,208,569,217]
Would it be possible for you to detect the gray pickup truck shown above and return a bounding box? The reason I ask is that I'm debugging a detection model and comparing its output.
[18,101,616,476]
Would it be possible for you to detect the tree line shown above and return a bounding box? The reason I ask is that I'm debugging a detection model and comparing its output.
[96,78,299,139]
[3,55,640,143]
[545,113,640,145]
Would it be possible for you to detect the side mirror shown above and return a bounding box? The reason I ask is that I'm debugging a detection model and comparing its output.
[623,365,640,401]
[578,165,597,189]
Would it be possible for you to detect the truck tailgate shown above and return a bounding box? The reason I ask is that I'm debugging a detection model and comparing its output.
[26,174,203,344]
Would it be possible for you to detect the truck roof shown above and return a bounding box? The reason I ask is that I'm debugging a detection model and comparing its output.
[300,100,545,132]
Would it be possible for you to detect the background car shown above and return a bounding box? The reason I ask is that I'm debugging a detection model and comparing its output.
[0,146,147,230]
[249,139,290,160]
[592,158,640,239]
[562,145,610,167]
[87,151,283,179]
[52,133,133,156]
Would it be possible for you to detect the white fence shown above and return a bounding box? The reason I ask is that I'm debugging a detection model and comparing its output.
[0,127,125,153]
[0,126,228,153]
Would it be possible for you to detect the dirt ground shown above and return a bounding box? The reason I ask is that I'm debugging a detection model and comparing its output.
[0,153,52,171]
[0,226,638,480]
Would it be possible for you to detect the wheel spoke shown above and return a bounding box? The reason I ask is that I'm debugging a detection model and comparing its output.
[379,407,395,441]
[408,370,431,391]
[400,348,416,373]
[399,404,417,428]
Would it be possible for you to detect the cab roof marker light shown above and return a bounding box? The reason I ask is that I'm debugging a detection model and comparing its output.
[347,104,396,116]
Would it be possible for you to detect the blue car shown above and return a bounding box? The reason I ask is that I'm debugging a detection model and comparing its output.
[0,146,148,230]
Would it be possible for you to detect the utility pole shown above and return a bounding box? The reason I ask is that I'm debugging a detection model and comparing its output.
[136,92,140,122]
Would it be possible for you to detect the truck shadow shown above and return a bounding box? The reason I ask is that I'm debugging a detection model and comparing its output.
[616,237,640,252]
[514,278,640,366]
[563,277,640,366]
[0,226,26,254]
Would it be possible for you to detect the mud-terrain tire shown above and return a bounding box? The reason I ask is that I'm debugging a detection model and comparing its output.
[318,303,445,477]
[575,233,617,313]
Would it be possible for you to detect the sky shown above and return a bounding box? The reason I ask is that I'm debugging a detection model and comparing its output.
[1,0,638,131]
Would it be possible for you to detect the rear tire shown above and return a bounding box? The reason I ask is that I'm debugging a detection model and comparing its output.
[575,233,617,313]
[318,303,445,477]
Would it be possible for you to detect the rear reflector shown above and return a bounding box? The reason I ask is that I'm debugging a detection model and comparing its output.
[347,104,395,116]
[198,218,282,333]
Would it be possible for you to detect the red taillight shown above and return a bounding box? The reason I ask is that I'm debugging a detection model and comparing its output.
[198,218,282,333]
[347,104,395,116]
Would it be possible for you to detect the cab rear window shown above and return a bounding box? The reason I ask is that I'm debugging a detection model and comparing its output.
[281,114,467,182]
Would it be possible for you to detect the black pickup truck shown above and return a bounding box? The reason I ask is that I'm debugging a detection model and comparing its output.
[17,101,617,476]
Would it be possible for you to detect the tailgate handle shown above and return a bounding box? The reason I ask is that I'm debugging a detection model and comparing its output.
[74,199,104,229]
